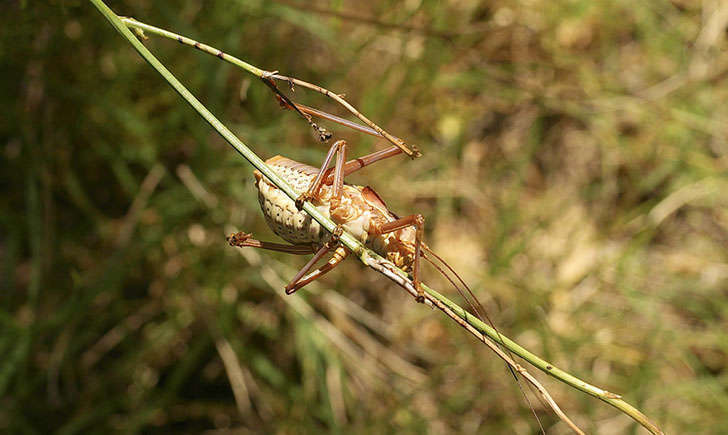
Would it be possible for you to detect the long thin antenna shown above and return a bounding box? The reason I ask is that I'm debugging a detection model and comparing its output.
[421,248,546,434]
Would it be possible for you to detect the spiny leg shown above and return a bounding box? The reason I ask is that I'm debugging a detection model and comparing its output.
[284,225,346,294]
[290,102,382,138]
[285,246,349,294]
[280,99,407,171]
[276,95,412,155]
[296,142,404,207]
[323,145,403,184]
[279,98,418,159]
[370,214,426,303]
[262,78,332,142]
[227,230,348,294]
[295,139,347,210]
[227,232,314,255]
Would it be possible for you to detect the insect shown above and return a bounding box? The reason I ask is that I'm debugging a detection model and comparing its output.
[226,92,493,320]
[227,139,437,299]
[226,134,551,429]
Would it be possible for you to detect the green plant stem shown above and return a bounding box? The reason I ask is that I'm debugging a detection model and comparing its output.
[427,284,662,433]
[90,2,663,433]
[90,0,361,255]
[119,17,420,158]
[121,17,266,78]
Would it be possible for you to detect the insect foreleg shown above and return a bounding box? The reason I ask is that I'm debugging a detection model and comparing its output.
[370,214,426,303]
[296,140,346,210]
[295,139,347,210]
[294,140,404,211]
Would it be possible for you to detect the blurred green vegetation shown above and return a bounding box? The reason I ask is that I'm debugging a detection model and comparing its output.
[3,0,728,433]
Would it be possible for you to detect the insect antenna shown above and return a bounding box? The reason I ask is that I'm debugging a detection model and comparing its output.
[421,245,546,434]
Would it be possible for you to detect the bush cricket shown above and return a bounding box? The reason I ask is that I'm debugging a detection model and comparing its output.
[226,100,558,432]
[90,9,663,432]
[226,110,471,306]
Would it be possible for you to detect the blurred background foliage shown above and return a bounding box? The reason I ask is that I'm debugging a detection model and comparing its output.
[3,0,728,433]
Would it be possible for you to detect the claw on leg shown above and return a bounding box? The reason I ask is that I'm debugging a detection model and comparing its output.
[227,231,252,247]
[329,225,344,245]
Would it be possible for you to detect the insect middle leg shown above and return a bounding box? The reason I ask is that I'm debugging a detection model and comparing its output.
[370,214,426,302]
[295,139,347,210]
[227,230,349,294]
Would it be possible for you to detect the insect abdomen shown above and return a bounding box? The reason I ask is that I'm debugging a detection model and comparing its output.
[255,156,330,245]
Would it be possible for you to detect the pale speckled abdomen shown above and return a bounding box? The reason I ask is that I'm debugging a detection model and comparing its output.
[254,156,330,246]
[255,155,417,273]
